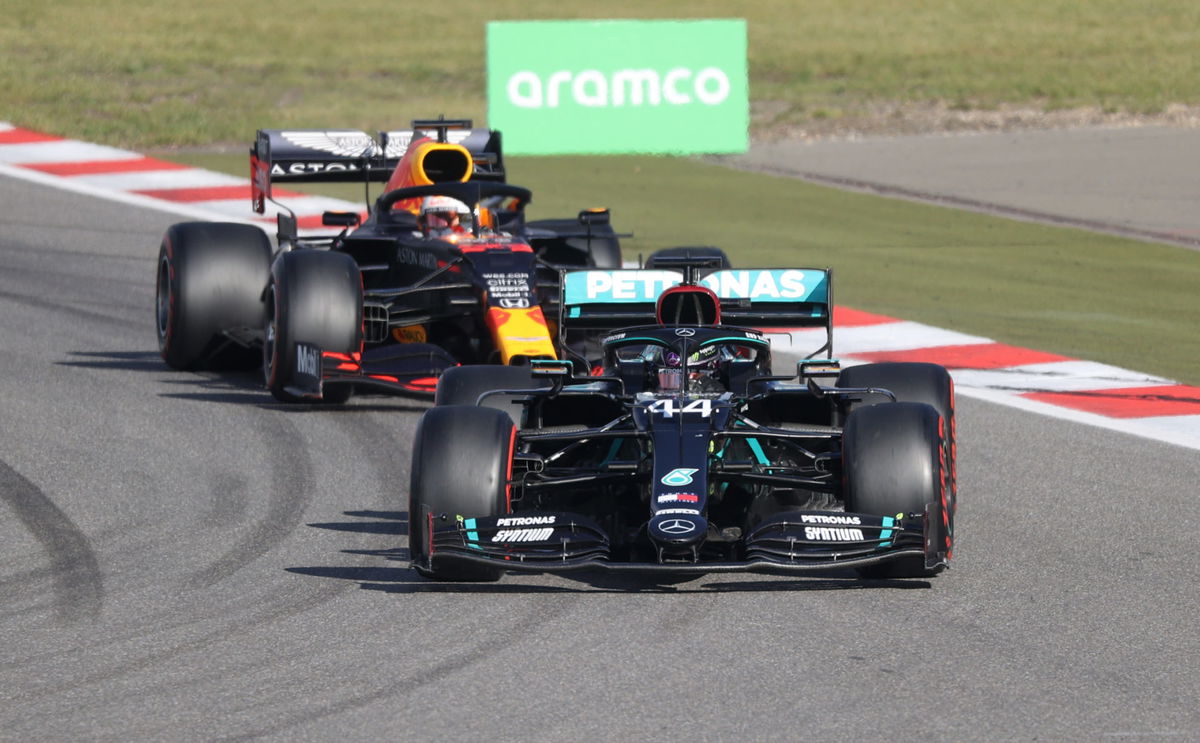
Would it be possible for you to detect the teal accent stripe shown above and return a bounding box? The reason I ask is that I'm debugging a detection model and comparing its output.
[746,437,769,466]
[610,336,670,345]
[879,516,894,548]
[702,336,769,347]
[464,518,482,550]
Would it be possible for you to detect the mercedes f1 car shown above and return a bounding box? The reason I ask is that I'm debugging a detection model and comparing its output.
[409,258,957,581]
[155,118,622,402]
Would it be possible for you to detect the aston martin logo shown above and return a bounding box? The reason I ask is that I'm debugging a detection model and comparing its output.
[382,129,473,157]
[281,131,379,157]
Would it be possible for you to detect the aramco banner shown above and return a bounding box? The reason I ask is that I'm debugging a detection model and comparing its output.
[487,19,748,155]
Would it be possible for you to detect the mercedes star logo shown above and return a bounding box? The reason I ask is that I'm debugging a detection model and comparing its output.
[659,518,696,535]
[675,328,696,337]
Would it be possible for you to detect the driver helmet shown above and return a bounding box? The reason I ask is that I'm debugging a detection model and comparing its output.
[420,195,472,236]
[657,351,683,392]
[686,344,726,392]
[688,343,721,370]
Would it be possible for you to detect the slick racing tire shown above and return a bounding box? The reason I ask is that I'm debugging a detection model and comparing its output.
[409,406,515,582]
[156,222,271,370]
[263,250,362,404]
[434,365,545,425]
[837,362,957,534]
[645,245,731,269]
[525,217,622,268]
[843,402,947,579]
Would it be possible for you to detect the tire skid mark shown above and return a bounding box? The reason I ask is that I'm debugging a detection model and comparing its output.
[5,409,405,704]
[0,286,142,332]
[332,409,418,519]
[0,459,102,624]
[214,598,575,742]
[186,414,314,589]
[2,580,352,708]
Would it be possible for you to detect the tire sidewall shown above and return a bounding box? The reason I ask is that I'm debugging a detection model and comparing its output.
[409,406,515,581]
[837,361,957,546]
[264,250,362,402]
[843,401,946,578]
[157,222,271,370]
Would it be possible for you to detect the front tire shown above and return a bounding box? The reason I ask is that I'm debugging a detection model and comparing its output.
[409,406,515,581]
[263,250,362,403]
[843,402,946,579]
[156,222,271,370]
[837,361,957,545]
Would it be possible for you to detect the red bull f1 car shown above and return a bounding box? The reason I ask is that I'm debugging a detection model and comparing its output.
[155,118,622,402]
[409,258,958,582]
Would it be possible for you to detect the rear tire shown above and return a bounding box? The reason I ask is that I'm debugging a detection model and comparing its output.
[156,222,271,370]
[263,250,362,403]
[526,218,622,268]
[409,406,515,581]
[645,245,731,269]
[843,402,946,579]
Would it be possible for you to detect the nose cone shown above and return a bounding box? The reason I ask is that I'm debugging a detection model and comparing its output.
[649,512,708,547]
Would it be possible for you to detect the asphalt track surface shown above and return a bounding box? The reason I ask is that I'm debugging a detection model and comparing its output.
[728,125,1200,249]
[2,149,1200,741]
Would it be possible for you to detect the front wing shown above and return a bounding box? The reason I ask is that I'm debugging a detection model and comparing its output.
[284,342,457,400]
[419,509,943,576]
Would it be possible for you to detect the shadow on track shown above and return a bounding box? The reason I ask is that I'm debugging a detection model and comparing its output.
[58,349,164,372]
[60,350,431,411]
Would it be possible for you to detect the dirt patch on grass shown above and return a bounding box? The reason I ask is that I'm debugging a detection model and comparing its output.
[753,102,1200,142]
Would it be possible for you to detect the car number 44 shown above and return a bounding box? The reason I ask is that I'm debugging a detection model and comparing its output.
[648,398,712,418]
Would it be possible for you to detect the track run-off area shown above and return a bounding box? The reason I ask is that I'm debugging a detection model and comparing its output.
[1,123,1198,740]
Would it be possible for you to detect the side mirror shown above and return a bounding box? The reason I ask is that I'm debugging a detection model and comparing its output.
[578,208,611,227]
[799,359,842,396]
[322,211,362,228]
[529,359,575,378]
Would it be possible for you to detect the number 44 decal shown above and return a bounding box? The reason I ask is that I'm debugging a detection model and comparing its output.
[648,398,713,418]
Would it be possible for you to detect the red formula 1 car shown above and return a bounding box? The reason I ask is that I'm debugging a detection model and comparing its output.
[155,118,623,402]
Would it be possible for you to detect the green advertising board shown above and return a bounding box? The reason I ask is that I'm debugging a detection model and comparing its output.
[487,19,748,155]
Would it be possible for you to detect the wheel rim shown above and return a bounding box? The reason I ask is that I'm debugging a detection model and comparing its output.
[263,288,278,387]
[155,254,171,342]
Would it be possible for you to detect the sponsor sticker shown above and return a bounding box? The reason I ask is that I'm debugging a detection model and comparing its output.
[392,325,427,343]
[492,527,555,542]
[487,19,748,155]
[496,516,556,526]
[660,468,698,487]
[803,527,866,542]
[657,492,701,504]
[800,514,862,525]
[563,269,828,305]
[483,272,533,301]
[657,518,697,536]
[295,343,320,378]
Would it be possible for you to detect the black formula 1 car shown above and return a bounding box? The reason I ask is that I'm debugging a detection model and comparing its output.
[409,258,957,581]
[155,118,622,402]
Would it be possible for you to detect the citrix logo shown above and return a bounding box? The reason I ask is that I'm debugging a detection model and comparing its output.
[506,67,732,109]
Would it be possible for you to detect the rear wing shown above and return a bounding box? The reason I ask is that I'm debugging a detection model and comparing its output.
[250,119,505,213]
[560,268,834,356]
